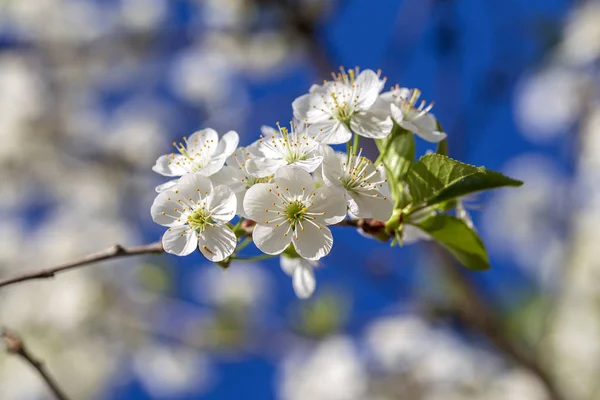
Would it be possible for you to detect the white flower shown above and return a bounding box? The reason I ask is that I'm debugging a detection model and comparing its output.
[280,253,319,299]
[292,68,393,144]
[245,124,323,177]
[244,166,347,260]
[321,145,393,221]
[151,173,237,261]
[379,86,446,143]
[210,144,274,217]
[153,128,239,192]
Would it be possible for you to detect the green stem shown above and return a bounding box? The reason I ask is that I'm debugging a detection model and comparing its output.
[232,254,276,262]
[235,237,252,253]
[352,133,360,155]
[233,217,245,231]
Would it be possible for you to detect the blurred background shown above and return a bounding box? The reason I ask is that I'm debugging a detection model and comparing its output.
[0,0,595,399]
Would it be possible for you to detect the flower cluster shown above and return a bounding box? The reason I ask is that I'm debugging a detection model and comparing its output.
[151,68,446,298]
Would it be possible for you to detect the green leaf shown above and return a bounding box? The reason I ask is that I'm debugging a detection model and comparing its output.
[406,154,480,203]
[430,170,523,205]
[416,214,490,270]
[406,154,523,206]
[376,124,415,207]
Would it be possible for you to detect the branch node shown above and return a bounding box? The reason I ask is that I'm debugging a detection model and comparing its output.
[113,244,126,254]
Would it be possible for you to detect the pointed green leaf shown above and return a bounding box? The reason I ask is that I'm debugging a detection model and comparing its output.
[406,154,480,203]
[429,169,523,205]
[416,214,489,270]
[406,154,523,206]
[376,124,415,207]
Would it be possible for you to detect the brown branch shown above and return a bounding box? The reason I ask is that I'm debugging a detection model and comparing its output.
[2,328,71,400]
[0,242,163,289]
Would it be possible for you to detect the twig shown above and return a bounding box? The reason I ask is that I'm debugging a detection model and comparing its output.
[0,242,163,289]
[436,250,565,400]
[2,329,71,400]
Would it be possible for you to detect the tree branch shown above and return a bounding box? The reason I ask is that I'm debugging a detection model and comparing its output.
[2,328,71,400]
[0,242,163,289]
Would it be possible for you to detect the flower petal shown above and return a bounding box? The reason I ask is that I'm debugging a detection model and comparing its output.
[155,179,179,193]
[152,154,190,177]
[354,69,384,109]
[413,114,447,143]
[162,225,198,256]
[350,112,393,139]
[390,103,404,124]
[348,191,393,221]
[310,186,348,225]
[214,130,239,158]
[293,221,333,261]
[280,255,299,276]
[245,157,284,177]
[244,183,275,223]
[309,120,352,144]
[198,224,236,262]
[275,165,314,197]
[292,264,316,299]
[207,185,237,223]
[253,224,292,255]
[292,93,331,123]
[151,190,185,227]
[178,173,213,196]
[289,156,323,174]
[186,128,219,156]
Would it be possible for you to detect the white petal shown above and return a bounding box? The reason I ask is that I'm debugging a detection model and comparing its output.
[210,166,246,192]
[350,112,393,139]
[198,224,236,262]
[152,154,190,177]
[413,115,447,143]
[214,130,239,158]
[309,121,352,144]
[310,186,348,225]
[155,179,179,193]
[186,128,219,156]
[348,191,393,221]
[293,93,330,123]
[178,173,213,195]
[280,255,299,276]
[293,222,332,261]
[289,156,323,174]
[321,152,345,188]
[292,264,316,299]
[151,190,185,227]
[390,103,404,124]
[207,185,237,223]
[245,157,284,177]
[253,224,291,255]
[244,183,275,223]
[260,125,278,137]
[275,165,314,197]
[354,69,384,109]
[162,225,198,256]
[195,157,227,176]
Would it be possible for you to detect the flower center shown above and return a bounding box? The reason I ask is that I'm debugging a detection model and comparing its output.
[399,88,434,121]
[172,138,210,172]
[243,175,273,189]
[284,200,308,228]
[187,208,213,232]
